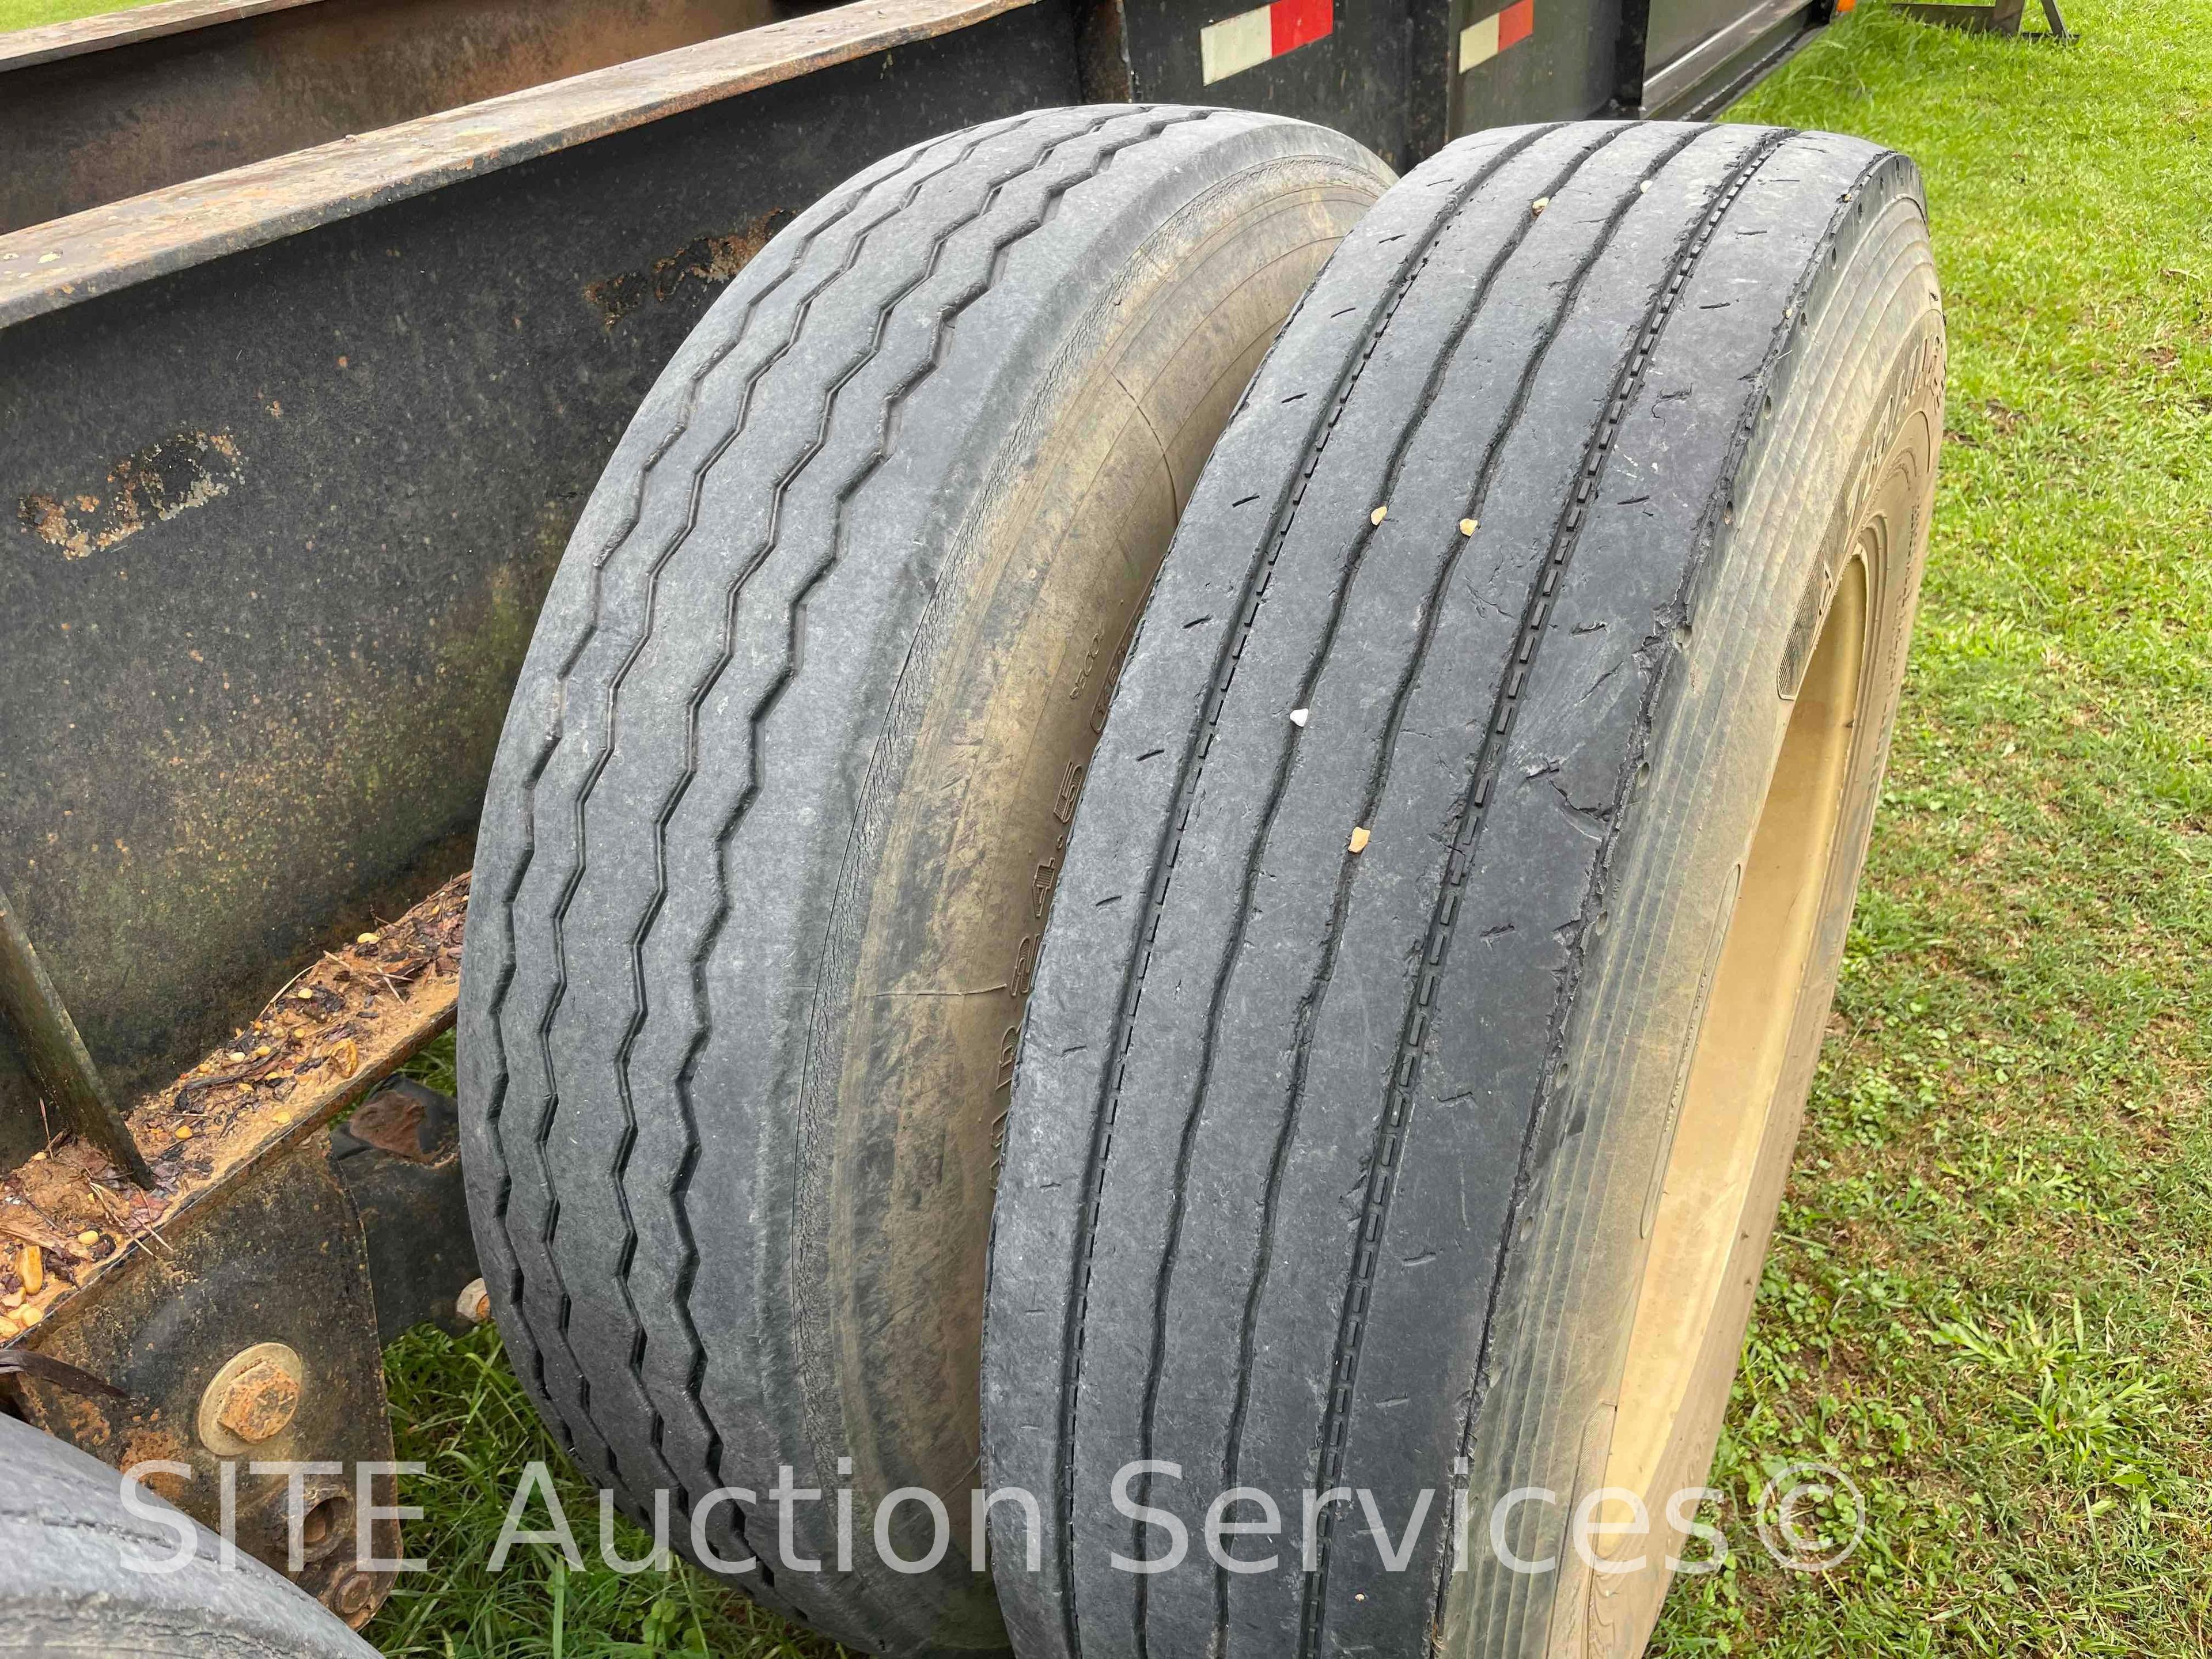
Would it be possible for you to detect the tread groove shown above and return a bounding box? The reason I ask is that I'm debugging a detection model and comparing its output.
[1188,120,1650,1658]
[1292,126,1794,1657]
[1051,121,1568,1659]
[479,157,898,1474]
[1443,139,1909,1659]
[484,107,1150,1574]
[663,113,1210,1534]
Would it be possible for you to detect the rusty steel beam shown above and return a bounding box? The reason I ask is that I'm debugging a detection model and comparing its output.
[0,873,463,1347]
[1,0,1046,306]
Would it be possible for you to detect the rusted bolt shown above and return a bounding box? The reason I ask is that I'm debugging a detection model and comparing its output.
[333,1570,380,1625]
[214,1358,300,1444]
[456,1277,491,1325]
[300,1493,350,1557]
[197,1342,305,1454]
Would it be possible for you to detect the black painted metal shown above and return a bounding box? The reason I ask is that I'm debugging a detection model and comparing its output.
[1111,0,1424,169]
[1637,0,1819,114]
[0,885,151,1180]
[0,3,1081,1128]
[1445,0,1622,134]
[0,0,1825,1165]
[330,1078,479,1347]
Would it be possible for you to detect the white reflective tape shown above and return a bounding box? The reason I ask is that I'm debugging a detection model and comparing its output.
[1201,5,1274,83]
[1458,12,1501,68]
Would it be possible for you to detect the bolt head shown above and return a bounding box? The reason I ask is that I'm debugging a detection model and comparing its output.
[334,1571,379,1625]
[213,1357,301,1444]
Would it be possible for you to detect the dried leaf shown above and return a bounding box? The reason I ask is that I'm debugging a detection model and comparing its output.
[0,1214,67,1253]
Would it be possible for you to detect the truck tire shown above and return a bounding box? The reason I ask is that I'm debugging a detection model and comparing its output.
[457,105,1392,1655]
[984,119,1942,1659]
[0,1412,377,1657]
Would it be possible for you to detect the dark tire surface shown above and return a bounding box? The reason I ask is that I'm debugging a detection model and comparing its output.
[458,105,1391,1656]
[984,119,1942,1659]
[0,1412,377,1657]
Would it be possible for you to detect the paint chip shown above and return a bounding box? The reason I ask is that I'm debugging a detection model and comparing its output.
[1348,826,1372,854]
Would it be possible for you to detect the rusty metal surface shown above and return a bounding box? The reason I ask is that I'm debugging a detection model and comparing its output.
[1,0,798,235]
[331,1079,480,1346]
[0,878,462,1620]
[10,1133,402,1623]
[0,0,325,71]
[0,1,1077,1132]
[339,1075,456,1165]
[0,0,1045,318]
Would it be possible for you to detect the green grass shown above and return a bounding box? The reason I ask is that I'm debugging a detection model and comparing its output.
[1654,1,2212,1651]
[369,1323,841,1658]
[0,0,153,34]
[372,3,2212,1652]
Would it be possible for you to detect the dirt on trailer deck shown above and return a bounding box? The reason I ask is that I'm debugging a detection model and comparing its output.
[0,873,467,1345]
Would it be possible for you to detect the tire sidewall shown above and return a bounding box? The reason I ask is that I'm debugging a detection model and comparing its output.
[791,132,1388,1640]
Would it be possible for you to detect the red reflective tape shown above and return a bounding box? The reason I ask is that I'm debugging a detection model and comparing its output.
[1270,0,1334,55]
[1496,0,1534,48]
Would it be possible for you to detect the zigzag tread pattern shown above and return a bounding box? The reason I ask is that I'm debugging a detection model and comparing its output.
[466,105,1216,1638]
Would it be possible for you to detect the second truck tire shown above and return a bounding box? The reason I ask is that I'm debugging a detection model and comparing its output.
[458,105,1392,1655]
[985,119,1942,1659]
[0,1412,379,1658]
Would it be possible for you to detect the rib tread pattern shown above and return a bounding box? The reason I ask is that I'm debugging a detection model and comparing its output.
[1296,125,1789,1655]
[1134,122,1634,1658]
[986,120,1854,1659]
[1050,124,1563,1659]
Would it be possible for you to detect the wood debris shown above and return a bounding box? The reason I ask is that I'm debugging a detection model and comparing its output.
[0,872,467,1340]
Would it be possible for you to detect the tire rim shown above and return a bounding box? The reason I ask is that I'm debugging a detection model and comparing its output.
[1605,550,1869,1514]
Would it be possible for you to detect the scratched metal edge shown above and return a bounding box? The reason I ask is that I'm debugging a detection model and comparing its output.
[0,0,1041,329]
[0,0,324,74]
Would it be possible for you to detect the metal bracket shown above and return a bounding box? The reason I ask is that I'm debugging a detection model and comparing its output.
[11,1132,400,1626]
[330,1077,483,1347]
